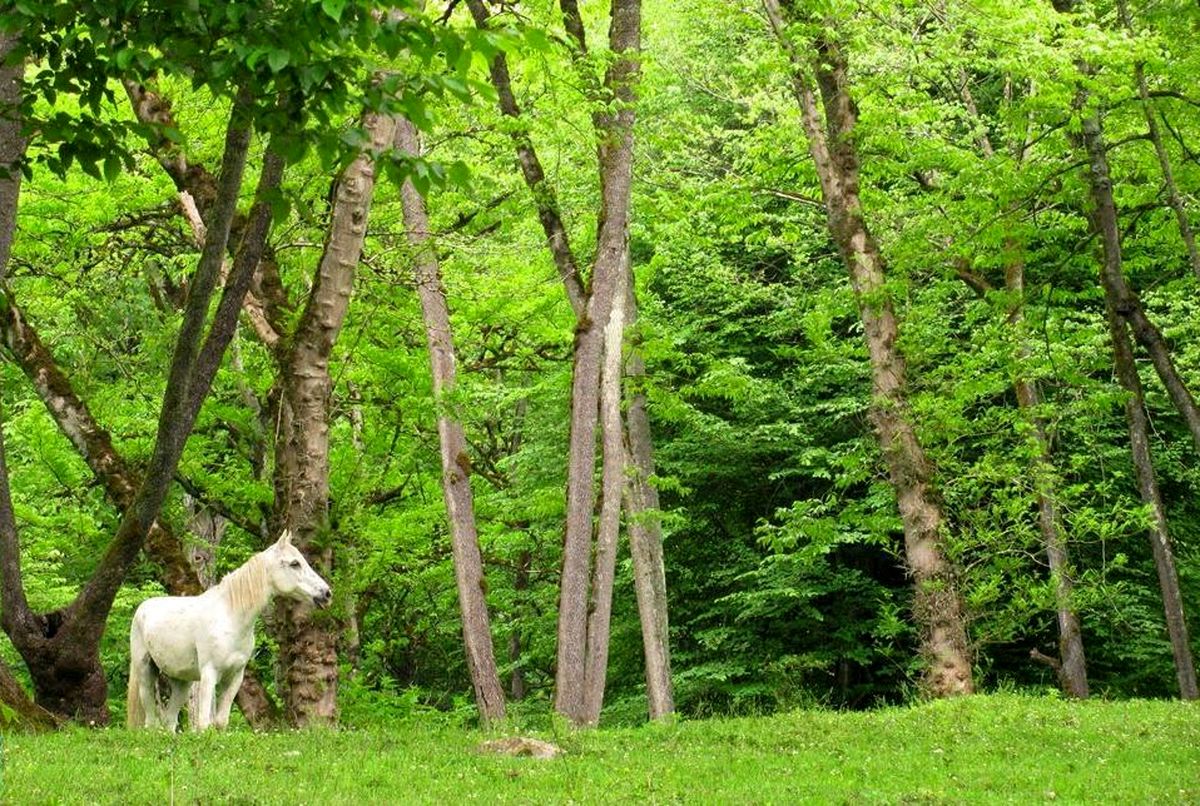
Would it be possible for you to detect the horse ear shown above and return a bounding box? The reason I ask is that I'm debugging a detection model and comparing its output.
[277,529,293,548]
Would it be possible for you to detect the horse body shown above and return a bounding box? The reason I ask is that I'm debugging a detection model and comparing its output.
[127,530,331,731]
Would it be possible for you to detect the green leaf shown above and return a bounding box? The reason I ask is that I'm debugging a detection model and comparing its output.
[321,0,347,22]
[267,48,290,73]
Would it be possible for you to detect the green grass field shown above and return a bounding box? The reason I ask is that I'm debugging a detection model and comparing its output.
[2,695,1197,803]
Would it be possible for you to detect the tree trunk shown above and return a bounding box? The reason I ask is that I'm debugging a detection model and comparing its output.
[621,279,674,719]
[1103,301,1198,699]
[1005,257,1090,699]
[581,250,629,725]
[1077,99,1200,699]
[464,0,587,315]
[272,111,392,726]
[395,116,507,725]
[471,0,670,724]
[553,0,642,725]
[957,78,1088,697]
[0,31,56,732]
[764,0,973,696]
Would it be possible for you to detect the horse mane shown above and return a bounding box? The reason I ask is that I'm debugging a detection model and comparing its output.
[214,551,272,616]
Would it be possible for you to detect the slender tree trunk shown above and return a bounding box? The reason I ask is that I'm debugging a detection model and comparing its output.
[272,111,392,725]
[1077,103,1200,699]
[394,116,507,724]
[621,280,674,719]
[1103,301,1199,698]
[764,0,973,696]
[470,0,670,723]
[554,0,642,725]
[581,251,629,725]
[464,0,586,316]
[957,78,1089,697]
[1005,257,1090,699]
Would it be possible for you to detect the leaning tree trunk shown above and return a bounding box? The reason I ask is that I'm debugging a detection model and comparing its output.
[1077,98,1199,699]
[0,33,57,729]
[394,116,507,724]
[1103,300,1198,699]
[272,111,393,726]
[1054,0,1199,691]
[765,0,973,696]
[621,279,674,719]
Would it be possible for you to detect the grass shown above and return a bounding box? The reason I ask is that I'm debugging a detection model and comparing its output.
[1,694,1197,803]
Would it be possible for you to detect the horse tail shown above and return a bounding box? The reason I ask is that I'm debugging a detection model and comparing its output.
[127,612,146,729]
[127,657,144,729]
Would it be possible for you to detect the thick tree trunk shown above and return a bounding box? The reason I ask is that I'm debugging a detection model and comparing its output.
[1078,104,1199,699]
[272,111,392,726]
[765,0,973,696]
[581,252,629,725]
[621,280,674,719]
[395,116,507,724]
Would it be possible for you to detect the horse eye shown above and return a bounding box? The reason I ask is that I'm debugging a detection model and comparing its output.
[289,560,301,569]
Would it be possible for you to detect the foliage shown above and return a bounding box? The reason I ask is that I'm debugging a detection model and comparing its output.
[3,0,1200,724]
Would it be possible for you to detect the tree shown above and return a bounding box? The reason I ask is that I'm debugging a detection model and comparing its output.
[395,115,507,724]
[763,0,973,697]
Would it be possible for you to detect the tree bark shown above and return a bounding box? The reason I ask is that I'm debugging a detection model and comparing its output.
[765,0,973,696]
[621,279,674,719]
[1103,299,1198,698]
[394,116,507,725]
[1077,102,1199,700]
[551,0,641,724]
[464,0,587,316]
[1005,257,1089,699]
[470,0,670,723]
[0,34,56,730]
[581,250,629,725]
[272,111,391,726]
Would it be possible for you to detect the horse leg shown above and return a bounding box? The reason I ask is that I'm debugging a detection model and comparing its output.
[133,656,160,729]
[191,665,219,731]
[162,678,190,733]
[213,667,245,729]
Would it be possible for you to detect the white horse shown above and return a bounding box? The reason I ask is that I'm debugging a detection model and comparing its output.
[127,529,331,730]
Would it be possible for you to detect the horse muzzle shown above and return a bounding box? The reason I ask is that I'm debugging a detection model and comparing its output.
[313,588,333,608]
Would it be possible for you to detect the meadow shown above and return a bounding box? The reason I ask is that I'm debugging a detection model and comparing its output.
[2,695,1197,803]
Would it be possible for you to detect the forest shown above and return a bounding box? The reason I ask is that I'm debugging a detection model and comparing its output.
[1,0,1199,734]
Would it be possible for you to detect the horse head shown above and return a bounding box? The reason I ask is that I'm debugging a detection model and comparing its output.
[267,529,333,608]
